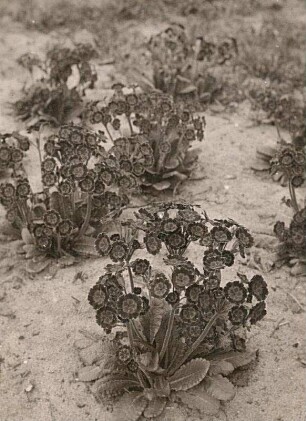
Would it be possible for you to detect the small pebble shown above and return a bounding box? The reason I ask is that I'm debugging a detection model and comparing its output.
[25,383,34,393]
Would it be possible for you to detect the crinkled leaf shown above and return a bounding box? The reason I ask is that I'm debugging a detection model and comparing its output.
[164,157,180,170]
[105,391,147,421]
[168,358,210,391]
[207,351,257,369]
[73,236,99,256]
[21,228,33,245]
[178,85,197,94]
[209,360,235,376]
[26,257,51,274]
[204,375,236,401]
[151,181,171,191]
[140,298,169,343]
[256,145,277,158]
[175,388,220,415]
[77,365,103,382]
[23,244,41,259]
[143,396,167,418]
[251,161,271,171]
[57,255,77,267]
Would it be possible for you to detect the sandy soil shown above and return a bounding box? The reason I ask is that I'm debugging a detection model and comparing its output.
[0,12,305,421]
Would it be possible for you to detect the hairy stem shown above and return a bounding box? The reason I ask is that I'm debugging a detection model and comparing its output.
[127,264,135,291]
[168,313,218,376]
[77,194,92,238]
[160,307,176,362]
[289,179,299,213]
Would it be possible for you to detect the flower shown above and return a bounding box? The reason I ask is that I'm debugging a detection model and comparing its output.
[198,291,213,312]
[120,159,133,172]
[248,302,267,324]
[203,250,225,271]
[36,235,52,250]
[116,345,132,364]
[70,163,87,180]
[291,175,304,188]
[186,284,203,303]
[180,304,200,324]
[94,181,105,195]
[42,158,57,173]
[109,241,129,262]
[43,210,61,227]
[16,181,31,198]
[117,293,143,319]
[57,220,73,236]
[99,169,114,185]
[249,275,268,301]
[205,275,220,290]
[79,176,95,192]
[88,284,108,309]
[166,232,186,249]
[58,180,74,196]
[222,250,235,267]
[144,233,162,255]
[187,222,207,240]
[178,208,200,222]
[96,307,117,330]
[166,291,180,305]
[235,227,254,248]
[33,224,45,238]
[229,306,248,325]
[172,266,195,289]
[274,221,286,240]
[132,162,145,176]
[1,183,15,199]
[149,273,171,298]
[211,226,232,243]
[132,259,150,275]
[127,359,138,372]
[11,149,23,163]
[42,172,57,187]
[224,281,247,304]
[95,233,111,256]
[161,219,180,233]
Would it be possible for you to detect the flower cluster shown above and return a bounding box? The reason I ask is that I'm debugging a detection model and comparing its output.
[89,202,267,348]
[84,85,205,192]
[274,207,306,267]
[0,124,132,263]
[143,24,237,104]
[0,132,30,175]
[14,43,97,128]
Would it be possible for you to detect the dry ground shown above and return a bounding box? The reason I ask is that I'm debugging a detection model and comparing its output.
[0,3,305,421]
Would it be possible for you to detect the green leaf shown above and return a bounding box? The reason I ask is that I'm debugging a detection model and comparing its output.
[23,244,41,259]
[26,257,51,274]
[207,351,257,369]
[143,396,167,418]
[95,375,140,401]
[140,298,169,343]
[21,228,33,245]
[175,388,220,415]
[164,157,180,170]
[168,358,210,391]
[204,375,236,401]
[105,391,147,421]
[77,365,103,382]
[209,360,235,376]
[151,181,171,191]
[73,236,99,256]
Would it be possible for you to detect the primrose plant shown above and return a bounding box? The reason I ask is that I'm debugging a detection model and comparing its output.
[271,141,306,274]
[84,85,205,193]
[0,124,132,274]
[14,43,97,128]
[85,202,268,420]
[0,132,30,176]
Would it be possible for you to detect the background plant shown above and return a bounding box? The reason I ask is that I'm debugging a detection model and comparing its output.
[84,85,205,194]
[0,124,133,273]
[13,43,98,129]
[0,131,30,177]
[85,202,268,420]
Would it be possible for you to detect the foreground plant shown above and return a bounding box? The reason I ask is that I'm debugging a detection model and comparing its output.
[14,43,97,128]
[84,85,205,193]
[127,23,237,106]
[85,202,268,420]
[0,124,131,273]
[271,144,306,274]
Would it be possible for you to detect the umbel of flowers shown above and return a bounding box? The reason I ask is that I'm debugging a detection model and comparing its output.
[87,202,268,420]
[0,124,133,273]
[0,132,30,175]
[84,84,205,193]
[271,140,306,272]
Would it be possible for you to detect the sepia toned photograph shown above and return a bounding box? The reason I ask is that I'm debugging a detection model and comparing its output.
[0,1,305,420]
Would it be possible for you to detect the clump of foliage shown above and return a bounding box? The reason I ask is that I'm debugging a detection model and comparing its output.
[14,43,97,128]
[128,24,237,105]
[252,124,306,186]
[271,142,306,272]
[85,202,268,420]
[0,124,132,273]
[0,132,30,175]
[84,85,205,193]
